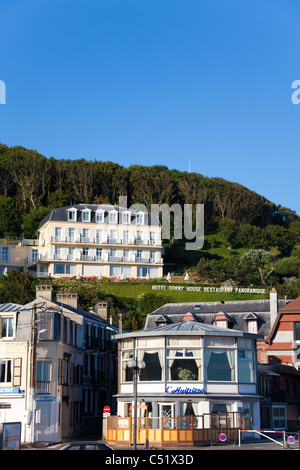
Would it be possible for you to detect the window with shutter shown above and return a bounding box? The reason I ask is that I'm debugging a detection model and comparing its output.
[13,358,22,387]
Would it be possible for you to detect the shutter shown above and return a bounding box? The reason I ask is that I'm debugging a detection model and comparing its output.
[58,358,61,385]
[13,358,22,387]
[54,312,61,340]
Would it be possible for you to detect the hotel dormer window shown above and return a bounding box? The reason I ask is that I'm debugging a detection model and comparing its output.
[122,211,131,224]
[95,210,104,223]
[67,208,77,221]
[82,209,91,222]
[136,212,144,225]
[109,210,118,224]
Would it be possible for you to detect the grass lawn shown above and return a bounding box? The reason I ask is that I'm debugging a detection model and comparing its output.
[83,279,269,303]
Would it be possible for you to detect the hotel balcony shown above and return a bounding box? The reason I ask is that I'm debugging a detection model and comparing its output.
[50,236,161,247]
[38,253,163,264]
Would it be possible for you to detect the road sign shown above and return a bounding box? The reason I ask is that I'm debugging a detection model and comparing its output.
[288,435,295,445]
[219,433,227,442]
[103,406,110,413]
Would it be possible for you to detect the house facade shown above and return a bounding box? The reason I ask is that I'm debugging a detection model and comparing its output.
[258,296,300,431]
[0,204,163,280]
[0,284,119,443]
[107,320,261,446]
[144,290,300,432]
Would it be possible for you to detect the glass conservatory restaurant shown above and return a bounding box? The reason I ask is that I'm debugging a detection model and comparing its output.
[109,321,262,446]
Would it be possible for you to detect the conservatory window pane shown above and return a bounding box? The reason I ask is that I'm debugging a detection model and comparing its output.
[205,349,235,381]
[136,338,164,348]
[139,350,163,381]
[168,337,201,347]
[205,337,235,347]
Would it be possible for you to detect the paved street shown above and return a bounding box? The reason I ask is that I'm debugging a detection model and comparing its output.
[21,438,299,451]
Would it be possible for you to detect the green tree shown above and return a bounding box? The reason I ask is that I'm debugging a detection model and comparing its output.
[240,249,275,286]
[4,147,50,211]
[266,225,295,256]
[218,219,238,247]
[0,196,22,237]
[0,271,36,304]
[23,206,51,238]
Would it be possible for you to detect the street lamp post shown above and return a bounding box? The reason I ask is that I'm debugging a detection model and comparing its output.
[128,358,145,450]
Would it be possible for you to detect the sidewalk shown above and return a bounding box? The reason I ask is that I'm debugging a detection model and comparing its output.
[108,440,298,451]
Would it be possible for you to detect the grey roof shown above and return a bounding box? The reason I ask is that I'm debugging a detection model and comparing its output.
[115,320,262,340]
[144,299,291,338]
[37,204,160,231]
[18,296,121,332]
[0,303,22,312]
[51,299,120,331]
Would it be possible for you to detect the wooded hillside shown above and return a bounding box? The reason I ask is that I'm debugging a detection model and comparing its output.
[0,143,299,297]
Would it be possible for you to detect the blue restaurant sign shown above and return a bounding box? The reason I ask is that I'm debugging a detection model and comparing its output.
[165,386,204,394]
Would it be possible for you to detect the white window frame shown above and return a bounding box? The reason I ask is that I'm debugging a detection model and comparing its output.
[122,211,131,225]
[136,212,144,225]
[109,210,118,224]
[0,359,12,384]
[215,320,228,329]
[68,209,77,221]
[82,210,91,222]
[68,228,75,241]
[247,320,258,334]
[95,210,105,224]
[1,316,14,339]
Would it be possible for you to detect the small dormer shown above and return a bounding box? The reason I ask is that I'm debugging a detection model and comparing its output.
[244,312,259,334]
[109,209,118,224]
[67,207,78,222]
[135,212,144,225]
[213,311,234,329]
[81,207,92,223]
[122,210,131,225]
[181,312,199,322]
[95,208,105,224]
[154,315,170,327]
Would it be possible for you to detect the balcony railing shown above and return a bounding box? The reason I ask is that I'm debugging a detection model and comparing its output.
[50,236,161,247]
[36,381,51,394]
[39,254,163,264]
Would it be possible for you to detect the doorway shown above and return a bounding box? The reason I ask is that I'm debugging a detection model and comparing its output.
[159,403,175,429]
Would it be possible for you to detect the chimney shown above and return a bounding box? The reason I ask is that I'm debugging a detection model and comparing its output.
[95,301,109,321]
[56,292,79,309]
[36,284,53,302]
[270,288,278,327]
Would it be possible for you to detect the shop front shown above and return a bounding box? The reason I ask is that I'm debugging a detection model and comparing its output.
[107,321,261,446]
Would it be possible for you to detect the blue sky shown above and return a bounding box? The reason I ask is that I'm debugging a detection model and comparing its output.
[0,0,299,215]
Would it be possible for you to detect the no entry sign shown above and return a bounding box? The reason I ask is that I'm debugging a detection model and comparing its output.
[103,406,110,413]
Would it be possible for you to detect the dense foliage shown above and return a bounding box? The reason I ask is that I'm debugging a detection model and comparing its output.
[0,143,299,299]
[0,143,299,238]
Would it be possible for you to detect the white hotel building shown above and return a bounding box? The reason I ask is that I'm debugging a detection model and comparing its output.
[0,204,164,280]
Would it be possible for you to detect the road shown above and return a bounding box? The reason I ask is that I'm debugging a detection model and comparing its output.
[21,438,299,451]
